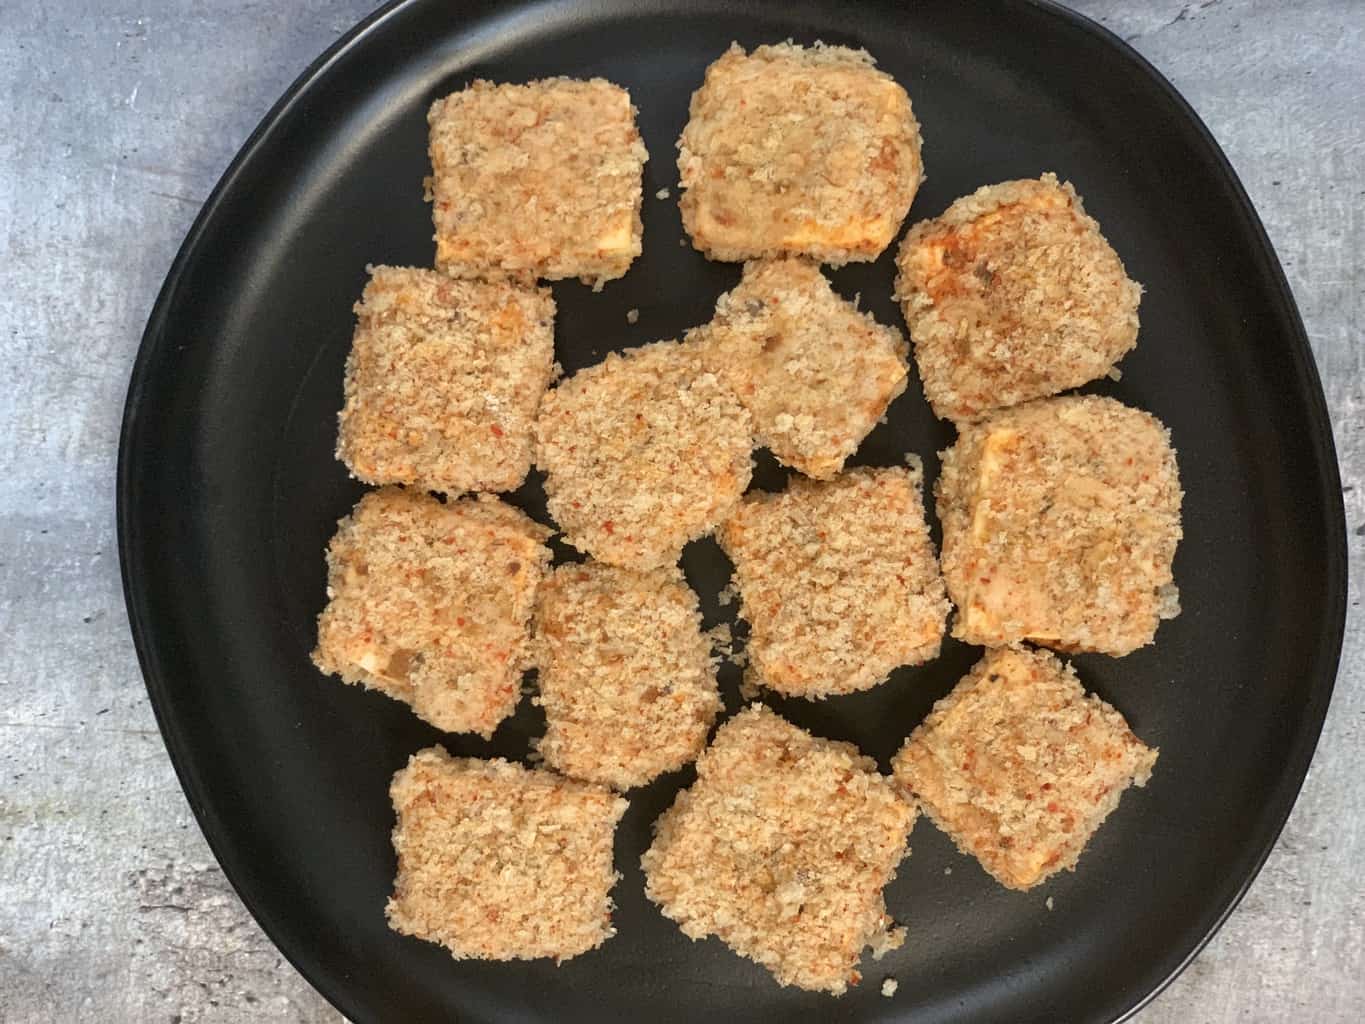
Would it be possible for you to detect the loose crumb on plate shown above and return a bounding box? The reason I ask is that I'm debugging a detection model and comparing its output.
[626,307,640,324]
[881,978,899,998]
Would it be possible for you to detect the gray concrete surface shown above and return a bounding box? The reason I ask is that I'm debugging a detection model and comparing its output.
[0,0,1359,1020]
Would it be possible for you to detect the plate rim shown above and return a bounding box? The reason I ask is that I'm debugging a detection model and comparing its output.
[116,1,1349,1020]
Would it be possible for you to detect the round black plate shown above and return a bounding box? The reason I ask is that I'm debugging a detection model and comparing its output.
[118,1,1347,1021]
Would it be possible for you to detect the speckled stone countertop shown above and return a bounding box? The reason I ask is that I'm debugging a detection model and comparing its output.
[1,1,1360,1020]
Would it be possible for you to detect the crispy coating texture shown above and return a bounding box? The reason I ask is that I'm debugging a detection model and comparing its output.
[718,466,949,697]
[534,340,753,569]
[335,266,555,494]
[641,706,915,994]
[677,42,923,264]
[532,561,722,789]
[936,396,1183,656]
[387,747,628,961]
[690,259,909,479]
[893,647,1157,890]
[312,488,552,737]
[895,174,1142,422]
[428,78,648,285]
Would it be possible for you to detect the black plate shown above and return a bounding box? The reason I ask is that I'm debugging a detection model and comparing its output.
[118,1,1347,1021]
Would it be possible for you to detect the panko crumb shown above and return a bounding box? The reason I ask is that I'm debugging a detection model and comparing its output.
[1046,896,1055,911]
[690,258,909,479]
[677,42,923,264]
[642,705,916,995]
[936,395,1183,655]
[869,925,905,961]
[881,978,899,998]
[705,622,735,660]
[428,78,648,286]
[312,488,551,737]
[336,266,555,494]
[626,308,640,324]
[656,187,671,200]
[895,173,1142,422]
[718,466,949,697]
[893,647,1158,891]
[534,339,753,569]
[532,561,722,789]
[386,747,627,961]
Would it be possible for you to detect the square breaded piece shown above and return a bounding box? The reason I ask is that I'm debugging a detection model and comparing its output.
[428,78,648,285]
[387,747,628,961]
[895,173,1142,422]
[312,488,552,737]
[936,396,1183,656]
[677,42,923,264]
[532,561,722,789]
[534,340,752,569]
[690,259,909,479]
[718,466,948,698]
[642,705,914,994]
[893,647,1158,891]
[335,266,555,494]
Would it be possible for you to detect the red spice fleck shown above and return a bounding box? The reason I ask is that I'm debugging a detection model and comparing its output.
[490,424,504,437]
[602,520,615,534]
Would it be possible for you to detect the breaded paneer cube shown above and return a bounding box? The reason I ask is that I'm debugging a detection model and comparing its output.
[387,747,628,961]
[642,705,915,994]
[534,340,752,569]
[690,259,909,479]
[428,78,648,285]
[312,488,551,737]
[895,173,1142,422]
[677,42,923,264]
[936,396,1182,656]
[335,266,555,494]
[532,561,722,789]
[718,466,948,698]
[893,647,1158,891]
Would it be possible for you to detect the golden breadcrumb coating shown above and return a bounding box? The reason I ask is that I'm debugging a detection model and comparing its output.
[312,488,551,737]
[641,705,915,994]
[895,173,1142,422]
[387,747,628,961]
[428,78,648,286]
[335,266,555,494]
[677,42,923,264]
[893,647,1157,890]
[532,560,722,789]
[718,466,949,697]
[936,395,1183,656]
[534,340,753,569]
[690,258,909,479]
